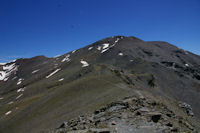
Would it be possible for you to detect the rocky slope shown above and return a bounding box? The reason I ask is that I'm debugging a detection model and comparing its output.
[54,95,197,133]
[0,36,200,133]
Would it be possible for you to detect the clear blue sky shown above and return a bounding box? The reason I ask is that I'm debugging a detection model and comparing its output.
[0,0,200,62]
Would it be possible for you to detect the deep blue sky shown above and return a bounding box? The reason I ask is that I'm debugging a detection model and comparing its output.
[0,0,200,62]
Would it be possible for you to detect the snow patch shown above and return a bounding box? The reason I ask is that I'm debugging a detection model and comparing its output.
[101,48,109,53]
[5,111,12,115]
[3,63,15,71]
[185,64,189,67]
[12,76,17,80]
[17,78,24,85]
[184,51,189,55]
[80,60,89,67]
[0,71,6,81]
[88,47,93,50]
[97,46,101,51]
[110,38,121,48]
[16,94,23,99]
[72,50,76,53]
[0,97,3,100]
[3,77,9,81]
[100,43,110,53]
[58,78,64,81]
[0,63,18,81]
[17,87,25,93]
[32,69,39,74]
[11,59,16,63]
[46,68,61,78]
[62,54,70,62]
[115,38,120,43]
[1,60,16,65]
[102,43,109,49]
[118,53,123,56]
[8,101,14,105]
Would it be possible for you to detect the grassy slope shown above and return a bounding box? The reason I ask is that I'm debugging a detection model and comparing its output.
[0,65,137,133]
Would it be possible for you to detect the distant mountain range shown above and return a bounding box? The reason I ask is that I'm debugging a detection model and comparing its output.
[0,36,200,133]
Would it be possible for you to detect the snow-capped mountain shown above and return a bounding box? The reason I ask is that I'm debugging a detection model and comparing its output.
[0,36,200,133]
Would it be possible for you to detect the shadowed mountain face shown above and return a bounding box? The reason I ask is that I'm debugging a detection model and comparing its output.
[0,36,200,133]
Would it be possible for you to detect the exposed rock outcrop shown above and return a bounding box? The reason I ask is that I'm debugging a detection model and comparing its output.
[53,96,197,133]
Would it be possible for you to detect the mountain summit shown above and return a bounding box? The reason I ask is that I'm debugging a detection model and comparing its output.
[0,36,200,133]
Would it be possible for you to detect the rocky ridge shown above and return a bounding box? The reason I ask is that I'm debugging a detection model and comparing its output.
[52,95,197,133]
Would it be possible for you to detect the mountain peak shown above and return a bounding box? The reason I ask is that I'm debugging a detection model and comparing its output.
[0,36,200,133]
